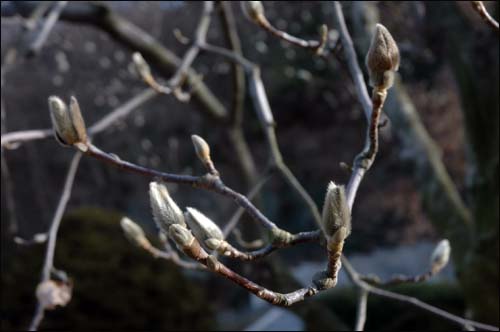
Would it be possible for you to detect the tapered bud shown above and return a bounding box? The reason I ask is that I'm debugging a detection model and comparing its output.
[185,207,223,242]
[120,217,151,249]
[168,224,195,248]
[365,24,400,89]
[191,135,211,164]
[321,182,351,239]
[241,1,264,22]
[49,96,87,149]
[149,182,186,235]
[430,239,451,273]
[132,52,151,79]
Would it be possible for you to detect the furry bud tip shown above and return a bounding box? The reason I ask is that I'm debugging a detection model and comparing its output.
[149,182,186,234]
[365,24,400,89]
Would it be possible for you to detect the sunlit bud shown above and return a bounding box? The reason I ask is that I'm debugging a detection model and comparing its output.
[241,1,264,22]
[205,238,222,251]
[365,24,400,89]
[321,182,351,239]
[149,182,186,235]
[120,217,151,249]
[185,207,223,244]
[430,239,451,273]
[168,224,194,248]
[132,52,151,80]
[49,96,87,148]
[191,135,211,164]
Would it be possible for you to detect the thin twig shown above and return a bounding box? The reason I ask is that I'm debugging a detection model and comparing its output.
[29,151,82,331]
[471,1,499,33]
[27,1,67,56]
[341,257,499,331]
[354,289,368,331]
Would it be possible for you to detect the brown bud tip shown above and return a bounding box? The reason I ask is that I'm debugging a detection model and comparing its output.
[191,135,211,163]
[321,182,351,238]
[365,24,400,89]
[241,1,264,22]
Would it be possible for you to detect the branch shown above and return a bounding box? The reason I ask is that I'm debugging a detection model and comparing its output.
[354,289,368,331]
[471,1,499,33]
[29,151,82,331]
[1,88,157,148]
[341,257,499,331]
[27,1,67,56]
[242,1,328,55]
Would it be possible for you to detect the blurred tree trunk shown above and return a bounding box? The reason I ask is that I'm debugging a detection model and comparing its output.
[350,1,499,324]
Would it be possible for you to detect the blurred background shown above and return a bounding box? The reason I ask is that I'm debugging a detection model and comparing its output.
[1,1,498,331]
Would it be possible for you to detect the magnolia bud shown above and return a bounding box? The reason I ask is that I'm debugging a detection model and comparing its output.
[149,182,186,235]
[312,270,337,290]
[120,217,151,249]
[185,207,223,244]
[191,135,211,164]
[430,239,451,273]
[321,182,351,239]
[365,24,400,89]
[168,224,195,248]
[49,96,87,148]
[241,1,264,22]
[36,279,72,310]
[132,52,151,79]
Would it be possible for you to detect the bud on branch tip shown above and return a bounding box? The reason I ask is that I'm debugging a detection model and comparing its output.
[191,134,211,164]
[321,181,351,239]
[120,217,151,249]
[185,207,223,247]
[365,24,400,89]
[48,96,87,149]
[430,239,451,273]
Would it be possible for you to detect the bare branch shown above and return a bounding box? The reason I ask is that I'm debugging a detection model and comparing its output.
[471,1,499,33]
[27,1,67,56]
[354,289,368,331]
[29,151,82,331]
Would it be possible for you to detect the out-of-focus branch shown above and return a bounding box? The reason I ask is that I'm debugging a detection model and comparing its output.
[471,1,499,32]
[341,257,499,331]
[27,1,67,56]
[199,42,323,226]
[6,1,228,120]
[241,1,328,55]
[29,151,82,331]
[354,289,368,331]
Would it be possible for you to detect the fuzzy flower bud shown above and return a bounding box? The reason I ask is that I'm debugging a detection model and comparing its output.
[241,1,264,22]
[365,24,400,89]
[168,224,195,248]
[191,135,211,165]
[321,182,351,240]
[185,207,223,245]
[120,217,151,249]
[132,52,152,80]
[149,182,186,234]
[49,96,87,149]
[430,239,451,273]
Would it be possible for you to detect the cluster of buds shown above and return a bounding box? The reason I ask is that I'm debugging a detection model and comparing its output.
[48,96,88,152]
[365,24,400,90]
